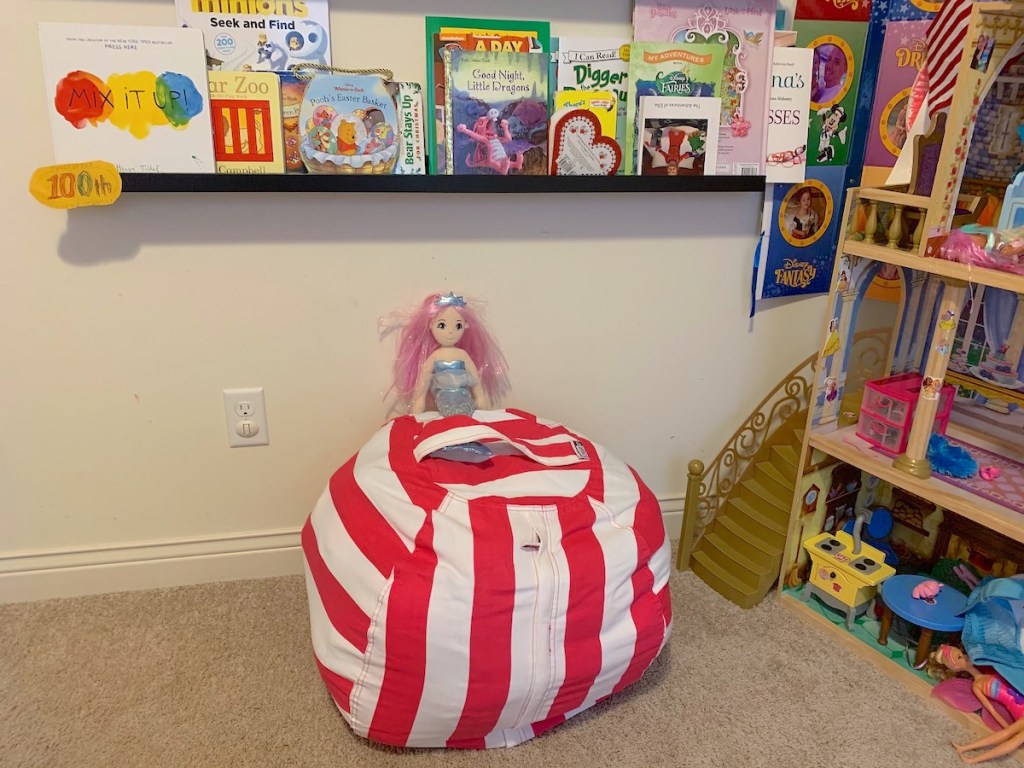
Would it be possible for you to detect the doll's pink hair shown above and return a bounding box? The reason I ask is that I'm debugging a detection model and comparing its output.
[383,293,510,409]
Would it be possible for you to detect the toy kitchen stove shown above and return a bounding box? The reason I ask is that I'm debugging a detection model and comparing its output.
[801,530,895,629]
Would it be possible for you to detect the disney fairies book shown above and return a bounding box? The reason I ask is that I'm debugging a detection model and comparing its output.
[625,42,726,175]
[38,23,215,173]
[636,96,720,176]
[425,16,551,174]
[443,49,549,176]
[175,0,332,71]
[632,0,776,176]
[207,71,284,174]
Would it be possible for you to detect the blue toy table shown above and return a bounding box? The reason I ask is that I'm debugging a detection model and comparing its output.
[877,574,967,667]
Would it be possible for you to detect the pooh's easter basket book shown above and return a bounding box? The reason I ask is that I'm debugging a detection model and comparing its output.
[297,68,401,175]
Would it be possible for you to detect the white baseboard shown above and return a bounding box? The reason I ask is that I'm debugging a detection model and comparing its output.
[0,496,685,604]
[0,530,304,604]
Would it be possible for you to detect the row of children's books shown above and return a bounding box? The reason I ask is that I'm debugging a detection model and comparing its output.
[38,0,782,177]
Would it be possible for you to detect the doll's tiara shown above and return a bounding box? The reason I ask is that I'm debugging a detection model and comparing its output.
[435,292,466,308]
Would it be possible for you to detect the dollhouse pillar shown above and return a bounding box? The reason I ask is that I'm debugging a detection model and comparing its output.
[821,291,859,423]
[895,274,929,372]
[910,276,941,373]
[894,279,968,479]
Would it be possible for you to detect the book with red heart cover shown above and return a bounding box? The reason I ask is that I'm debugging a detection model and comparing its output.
[549,91,620,175]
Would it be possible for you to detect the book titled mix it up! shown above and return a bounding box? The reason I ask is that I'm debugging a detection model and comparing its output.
[38,22,216,173]
[443,48,549,175]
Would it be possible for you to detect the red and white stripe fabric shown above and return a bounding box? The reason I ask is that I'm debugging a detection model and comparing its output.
[302,409,672,749]
[923,0,975,118]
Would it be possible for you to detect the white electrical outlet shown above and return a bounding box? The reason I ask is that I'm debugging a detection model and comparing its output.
[223,387,269,448]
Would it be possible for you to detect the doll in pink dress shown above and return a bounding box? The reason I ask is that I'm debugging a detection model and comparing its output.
[932,644,1024,764]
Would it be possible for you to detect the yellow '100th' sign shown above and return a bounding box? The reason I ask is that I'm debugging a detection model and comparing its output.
[29,161,122,210]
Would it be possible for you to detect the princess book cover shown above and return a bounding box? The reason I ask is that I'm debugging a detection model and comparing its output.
[425,16,551,174]
[765,46,813,184]
[625,42,726,175]
[208,71,284,173]
[444,49,549,175]
[795,19,868,168]
[632,0,776,176]
[175,0,331,71]
[863,20,929,168]
[38,23,215,173]
[637,96,721,176]
[755,164,846,300]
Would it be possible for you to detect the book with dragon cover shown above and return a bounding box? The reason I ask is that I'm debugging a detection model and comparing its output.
[632,0,776,176]
[443,48,549,176]
[425,16,551,174]
[625,42,726,175]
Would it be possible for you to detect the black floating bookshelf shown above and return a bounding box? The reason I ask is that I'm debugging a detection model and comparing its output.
[119,172,765,194]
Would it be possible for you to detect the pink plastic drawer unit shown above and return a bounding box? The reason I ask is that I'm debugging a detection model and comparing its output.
[856,373,955,456]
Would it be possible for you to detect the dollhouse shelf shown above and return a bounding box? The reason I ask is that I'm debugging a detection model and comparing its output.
[807,424,1024,546]
[118,173,766,194]
[844,240,1024,293]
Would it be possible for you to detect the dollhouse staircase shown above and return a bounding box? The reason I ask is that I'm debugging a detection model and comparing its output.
[677,354,816,609]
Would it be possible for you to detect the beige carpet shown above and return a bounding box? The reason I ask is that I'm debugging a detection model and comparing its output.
[0,569,985,768]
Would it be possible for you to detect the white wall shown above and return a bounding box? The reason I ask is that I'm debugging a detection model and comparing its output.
[0,0,826,601]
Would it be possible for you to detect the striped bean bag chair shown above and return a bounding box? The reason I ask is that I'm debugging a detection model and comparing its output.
[302,409,672,749]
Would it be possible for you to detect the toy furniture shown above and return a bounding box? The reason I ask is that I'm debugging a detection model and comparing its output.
[753,0,1024,744]
[302,409,672,749]
[801,529,895,628]
[856,373,955,456]
[877,575,967,668]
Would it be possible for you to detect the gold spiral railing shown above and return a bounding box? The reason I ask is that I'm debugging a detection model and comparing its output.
[677,353,817,570]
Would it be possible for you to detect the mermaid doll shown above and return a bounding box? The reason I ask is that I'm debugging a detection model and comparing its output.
[380,292,510,459]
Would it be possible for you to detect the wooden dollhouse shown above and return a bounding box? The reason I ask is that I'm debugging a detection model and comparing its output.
[777,0,1024,740]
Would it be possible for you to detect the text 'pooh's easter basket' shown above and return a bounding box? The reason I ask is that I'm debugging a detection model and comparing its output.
[295,65,400,175]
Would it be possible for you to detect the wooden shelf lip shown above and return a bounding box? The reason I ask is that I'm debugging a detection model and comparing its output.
[119,172,767,194]
[807,424,1024,545]
[843,239,1024,293]
[855,187,932,208]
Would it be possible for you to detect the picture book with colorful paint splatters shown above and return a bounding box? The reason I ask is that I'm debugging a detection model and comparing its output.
[38,23,216,173]
[443,48,549,176]
[425,16,551,174]
[625,42,726,175]
[632,0,776,176]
